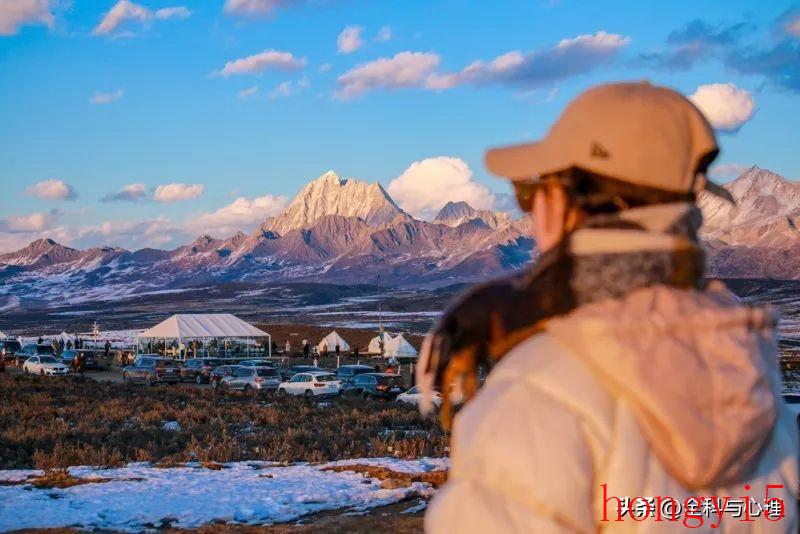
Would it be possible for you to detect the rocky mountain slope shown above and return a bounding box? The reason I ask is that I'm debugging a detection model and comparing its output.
[2,166,797,310]
[434,201,510,229]
[0,171,533,308]
[699,166,800,279]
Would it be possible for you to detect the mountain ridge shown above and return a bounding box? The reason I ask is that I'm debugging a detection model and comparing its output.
[2,166,798,309]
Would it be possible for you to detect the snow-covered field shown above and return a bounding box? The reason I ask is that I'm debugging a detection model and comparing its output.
[0,458,447,531]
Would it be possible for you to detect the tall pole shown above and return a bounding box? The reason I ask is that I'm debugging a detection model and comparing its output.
[377,275,385,357]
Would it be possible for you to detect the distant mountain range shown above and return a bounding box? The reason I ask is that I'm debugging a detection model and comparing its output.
[0,171,533,309]
[1,166,797,310]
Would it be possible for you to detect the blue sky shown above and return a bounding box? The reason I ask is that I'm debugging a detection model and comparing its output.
[1,0,798,252]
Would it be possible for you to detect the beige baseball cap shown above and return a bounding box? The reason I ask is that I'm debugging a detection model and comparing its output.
[485,81,733,202]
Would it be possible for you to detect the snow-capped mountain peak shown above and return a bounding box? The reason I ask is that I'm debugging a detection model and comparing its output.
[0,238,80,267]
[434,200,510,229]
[262,170,404,235]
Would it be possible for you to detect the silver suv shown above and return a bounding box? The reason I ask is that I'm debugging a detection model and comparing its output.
[220,366,281,393]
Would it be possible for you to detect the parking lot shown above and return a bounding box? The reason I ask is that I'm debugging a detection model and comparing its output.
[3,354,418,396]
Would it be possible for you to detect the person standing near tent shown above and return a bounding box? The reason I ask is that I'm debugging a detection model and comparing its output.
[419,82,798,531]
[284,340,291,354]
[303,342,310,359]
[334,344,340,357]
[104,340,111,359]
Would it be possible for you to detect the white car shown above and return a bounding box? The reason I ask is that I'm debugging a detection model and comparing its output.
[396,385,443,408]
[278,371,341,398]
[23,355,69,376]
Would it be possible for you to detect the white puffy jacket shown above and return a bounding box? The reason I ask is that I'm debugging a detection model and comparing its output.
[425,283,798,533]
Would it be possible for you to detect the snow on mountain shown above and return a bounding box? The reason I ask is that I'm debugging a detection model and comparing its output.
[700,166,800,247]
[261,171,405,235]
[0,238,82,267]
[3,166,796,309]
[0,171,535,307]
[434,201,511,229]
[698,166,800,278]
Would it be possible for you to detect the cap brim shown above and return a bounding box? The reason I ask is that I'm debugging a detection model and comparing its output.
[485,140,562,182]
[695,173,735,204]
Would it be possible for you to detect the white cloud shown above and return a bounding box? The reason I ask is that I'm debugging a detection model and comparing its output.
[90,89,124,105]
[70,216,189,250]
[187,194,289,236]
[154,6,191,19]
[269,76,309,99]
[153,183,205,202]
[0,0,54,36]
[223,0,344,18]
[217,49,306,77]
[782,12,800,38]
[93,1,190,36]
[387,157,495,220]
[336,51,441,99]
[318,63,332,73]
[101,183,148,202]
[237,85,259,99]
[336,32,629,98]
[374,25,391,42]
[689,83,755,132]
[432,31,630,89]
[223,0,285,17]
[337,25,364,54]
[0,210,60,232]
[25,179,76,200]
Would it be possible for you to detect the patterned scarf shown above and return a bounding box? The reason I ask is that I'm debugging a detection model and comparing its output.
[417,202,706,424]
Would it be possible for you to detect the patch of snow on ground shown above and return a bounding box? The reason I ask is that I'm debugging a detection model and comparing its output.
[0,458,445,531]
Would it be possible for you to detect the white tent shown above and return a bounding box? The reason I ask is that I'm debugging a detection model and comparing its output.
[0,331,6,339]
[317,331,350,353]
[383,334,418,358]
[58,331,72,344]
[136,314,270,358]
[367,334,389,355]
[138,314,268,339]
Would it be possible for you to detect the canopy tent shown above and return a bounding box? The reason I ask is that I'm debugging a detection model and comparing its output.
[383,334,418,358]
[136,314,271,359]
[0,331,6,339]
[317,331,350,353]
[138,314,268,339]
[58,331,72,344]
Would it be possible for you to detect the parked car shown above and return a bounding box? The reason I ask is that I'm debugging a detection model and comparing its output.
[237,359,276,368]
[122,357,181,385]
[59,349,102,370]
[1,339,22,363]
[220,366,281,393]
[279,365,324,382]
[336,364,375,385]
[22,355,69,376]
[180,357,224,384]
[342,373,405,399]
[16,344,55,366]
[396,385,443,408]
[210,365,240,389]
[278,371,341,398]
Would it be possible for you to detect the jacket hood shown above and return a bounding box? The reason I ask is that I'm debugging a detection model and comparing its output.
[547,282,779,490]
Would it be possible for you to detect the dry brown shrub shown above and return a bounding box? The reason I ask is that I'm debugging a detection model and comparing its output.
[322,464,448,488]
[0,374,447,469]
